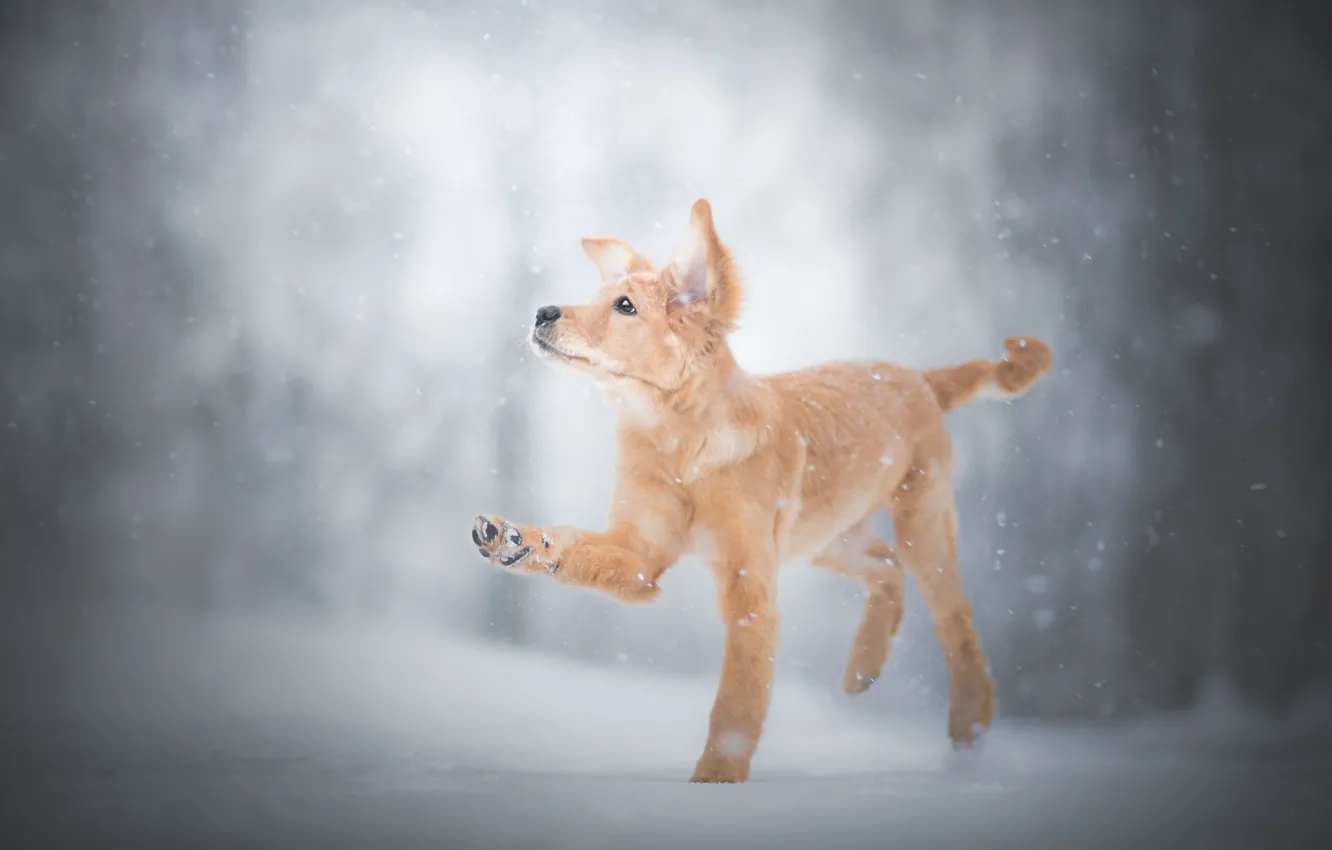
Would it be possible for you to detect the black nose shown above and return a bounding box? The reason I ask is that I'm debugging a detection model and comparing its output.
[535,305,561,327]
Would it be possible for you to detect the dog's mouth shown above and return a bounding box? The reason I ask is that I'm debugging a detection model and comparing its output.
[531,328,678,395]
[531,331,595,367]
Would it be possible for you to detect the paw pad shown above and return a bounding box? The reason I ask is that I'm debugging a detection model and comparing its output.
[471,517,499,547]
[471,516,537,570]
[497,545,532,567]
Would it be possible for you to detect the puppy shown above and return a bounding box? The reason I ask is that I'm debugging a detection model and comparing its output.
[472,199,1052,783]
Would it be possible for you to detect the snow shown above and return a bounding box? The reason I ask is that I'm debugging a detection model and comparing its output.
[2,611,1329,848]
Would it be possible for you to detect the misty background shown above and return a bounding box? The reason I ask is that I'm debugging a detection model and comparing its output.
[2,0,1330,746]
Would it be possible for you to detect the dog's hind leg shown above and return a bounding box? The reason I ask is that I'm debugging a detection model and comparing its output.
[891,457,993,748]
[813,521,906,694]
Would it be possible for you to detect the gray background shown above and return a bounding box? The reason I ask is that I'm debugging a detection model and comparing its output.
[2,1,1330,846]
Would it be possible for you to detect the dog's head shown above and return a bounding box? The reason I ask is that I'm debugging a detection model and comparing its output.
[530,199,743,403]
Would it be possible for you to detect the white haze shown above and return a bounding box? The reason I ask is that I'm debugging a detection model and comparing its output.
[81,1,1136,713]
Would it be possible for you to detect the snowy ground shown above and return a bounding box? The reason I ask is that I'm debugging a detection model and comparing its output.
[3,610,1330,849]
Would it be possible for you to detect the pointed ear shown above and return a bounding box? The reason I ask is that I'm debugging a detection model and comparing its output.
[667,199,742,328]
[581,238,654,285]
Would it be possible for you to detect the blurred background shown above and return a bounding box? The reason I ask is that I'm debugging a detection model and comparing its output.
[2,0,1330,743]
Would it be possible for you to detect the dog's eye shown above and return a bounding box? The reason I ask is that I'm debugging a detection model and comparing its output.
[613,296,637,316]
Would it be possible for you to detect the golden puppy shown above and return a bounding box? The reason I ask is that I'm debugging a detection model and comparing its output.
[472,199,1052,783]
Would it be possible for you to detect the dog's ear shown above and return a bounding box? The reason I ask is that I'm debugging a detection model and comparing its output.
[581,238,654,285]
[666,199,742,329]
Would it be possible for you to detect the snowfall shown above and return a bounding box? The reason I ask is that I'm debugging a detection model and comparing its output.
[2,609,1329,849]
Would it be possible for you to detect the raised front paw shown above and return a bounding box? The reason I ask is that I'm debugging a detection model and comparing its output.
[471,516,554,574]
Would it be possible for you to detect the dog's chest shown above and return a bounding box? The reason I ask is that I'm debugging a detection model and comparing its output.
[650,424,760,486]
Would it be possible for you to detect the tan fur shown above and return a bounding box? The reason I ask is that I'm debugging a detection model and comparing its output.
[471,199,1053,783]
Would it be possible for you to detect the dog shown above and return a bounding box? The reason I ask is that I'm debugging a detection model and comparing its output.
[471,199,1052,783]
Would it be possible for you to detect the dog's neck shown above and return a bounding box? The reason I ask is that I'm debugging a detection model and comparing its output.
[611,344,774,479]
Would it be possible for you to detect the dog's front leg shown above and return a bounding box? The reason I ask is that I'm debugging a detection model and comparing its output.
[691,521,780,784]
[471,517,667,603]
[472,474,688,603]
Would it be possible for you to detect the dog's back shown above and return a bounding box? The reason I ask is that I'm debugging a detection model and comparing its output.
[760,338,1051,561]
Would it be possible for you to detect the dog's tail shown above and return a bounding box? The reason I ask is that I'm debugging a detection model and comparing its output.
[924,337,1053,413]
